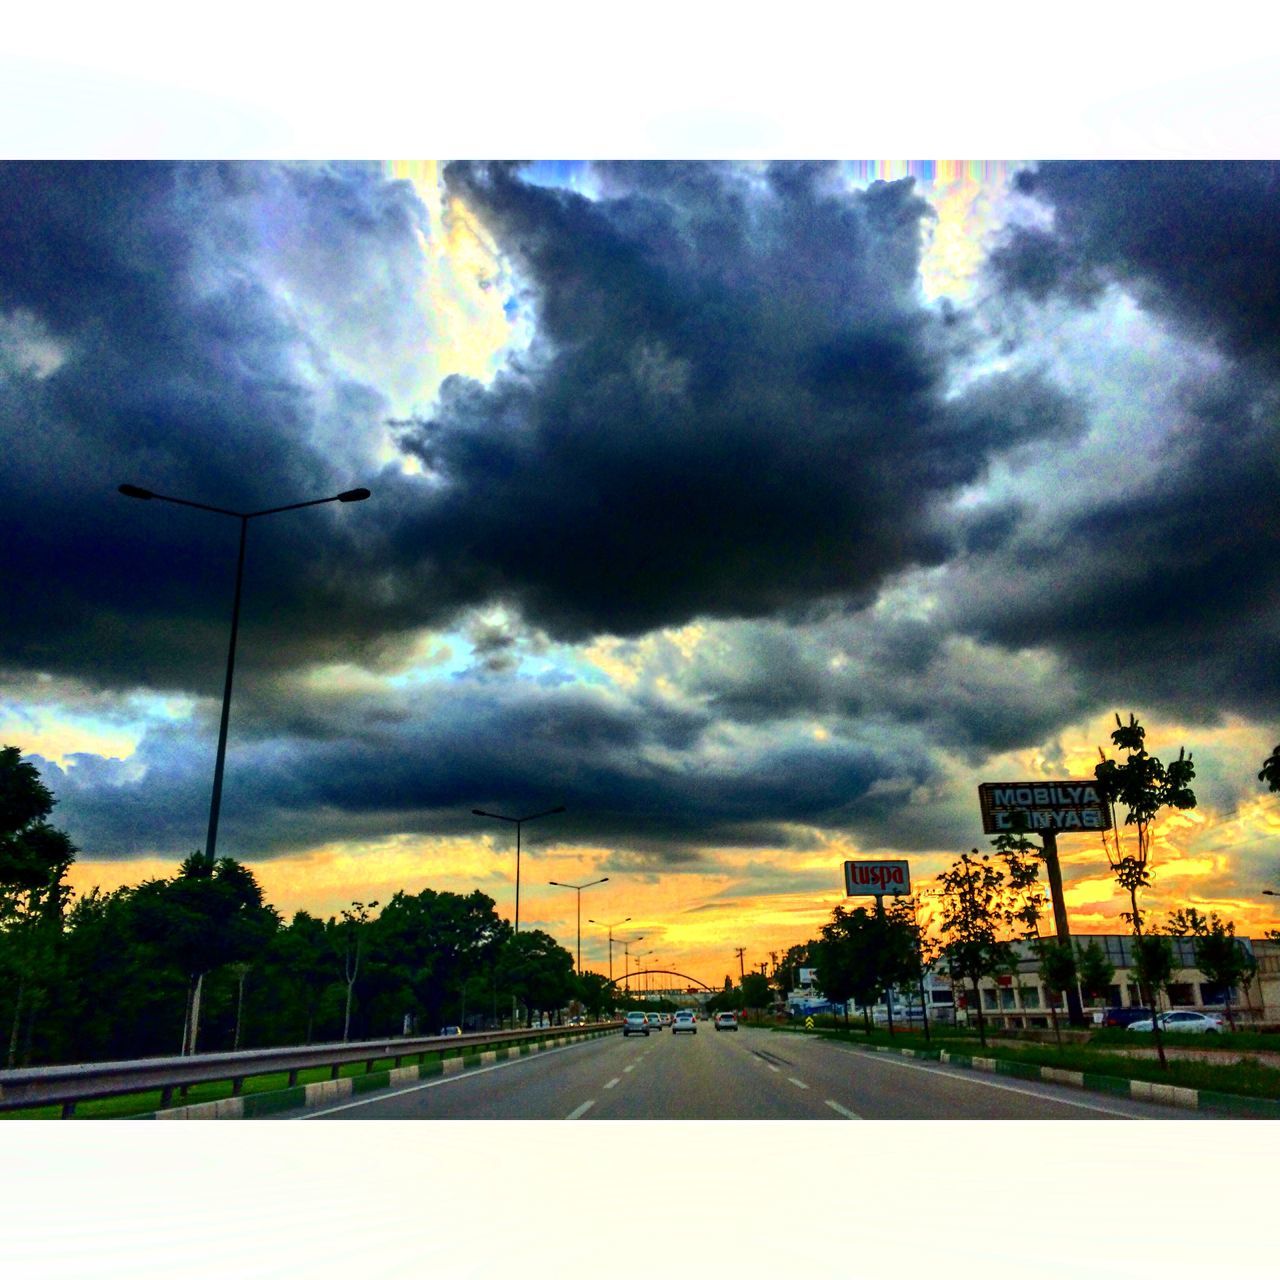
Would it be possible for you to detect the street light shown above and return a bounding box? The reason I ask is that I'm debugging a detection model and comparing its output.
[472,806,565,935]
[619,935,645,995]
[548,877,609,974]
[118,481,371,864]
[588,916,631,986]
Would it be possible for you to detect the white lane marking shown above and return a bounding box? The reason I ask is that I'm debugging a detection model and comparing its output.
[604,1077,621,1090]
[767,1064,781,1073]
[825,1100,862,1120]
[623,1064,637,1073]
[297,1037,609,1119]
[825,1045,1146,1118]
[787,1077,809,1090]
[566,1099,595,1120]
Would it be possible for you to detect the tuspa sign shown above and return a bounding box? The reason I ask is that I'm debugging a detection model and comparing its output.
[844,860,910,896]
[977,781,1113,835]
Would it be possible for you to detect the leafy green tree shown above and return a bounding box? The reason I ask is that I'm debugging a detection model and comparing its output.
[1076,939,1115,1011]
[0,746,78,1067]
[740,971,773,1014]
[496,930,575,1026]
[574,970,613,1020]
[886,897,938,1042]
[368,888,508,1033]
[328,900,378,1042]
[937,850,1012,1047]
[1094,713,1197,1068]
[131,853,277,1055]
[772,943,811,1003]
[1167,908,1258,1031]
[811,905,897,1032]
[265,911,334,1043]
[1037,941,1077,1047]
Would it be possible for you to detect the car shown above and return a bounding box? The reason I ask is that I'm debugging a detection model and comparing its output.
[714,1012,738,1031]
[1096,1006,1154,1029]
[661,1013,673,1026]
[672,1010,697,1034]
[623,1011,650,1037]
[646,1012,664,1031]
[439,1025,462,1037]
[1128,1010,1224,1034]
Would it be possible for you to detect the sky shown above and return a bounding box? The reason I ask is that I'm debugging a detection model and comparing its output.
[4,156,1280,987]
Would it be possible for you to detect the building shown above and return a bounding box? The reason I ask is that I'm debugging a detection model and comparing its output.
[944,935,1276,1031]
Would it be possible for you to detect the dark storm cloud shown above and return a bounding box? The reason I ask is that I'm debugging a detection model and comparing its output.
[0,161,422,692]
[388,161,1084,640]
[969,163,1280,722]
[943,370,1280,722]
[38,674,944,861]
[993,162,1280,369]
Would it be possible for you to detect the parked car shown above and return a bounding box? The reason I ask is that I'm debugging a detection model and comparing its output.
[672,1010,697,1034]
[1128,1010,1224,1034]
[623,1011,650,1037]
[714,1012,739,1031]
[1096,1006,1154,1029]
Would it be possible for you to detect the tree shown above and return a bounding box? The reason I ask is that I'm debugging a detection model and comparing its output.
[936,850,1012,1048]
[771,943,810,1004]
[267,911,333,1043]
[0,746,78,1067]
[1259,744,1280,793]
[1094,713,1197,1069]
[992,828,1049,1026]
[740,971,773,1014]
[811,905,899,1033]
[1076,939,1115,1011]
[329,900,378,1043]
[1037,941,1077,1047]
[131,853,277,1055]
[495,930,575,1025]
[1167,908,1258,1031]
[886,897,939,1043]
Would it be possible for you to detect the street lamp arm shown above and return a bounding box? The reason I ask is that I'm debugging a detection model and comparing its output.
[119,484,241,518]
[517,805,567,822]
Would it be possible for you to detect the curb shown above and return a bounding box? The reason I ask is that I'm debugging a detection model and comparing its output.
[141,1028,617,1119]
[839,1039,1280,1117]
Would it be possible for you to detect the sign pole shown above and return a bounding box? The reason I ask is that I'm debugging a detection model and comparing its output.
[1040,830,1086,1028]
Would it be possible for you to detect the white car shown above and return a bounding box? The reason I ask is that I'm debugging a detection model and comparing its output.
[645,1013,664,1032]
[623,1011,650,1037]
[672,1010,697,1034]
[1127,1010,1224,1034]
[714,1012,739,1031]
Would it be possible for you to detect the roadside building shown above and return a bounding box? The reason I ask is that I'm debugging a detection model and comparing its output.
[943,935,1274,1031]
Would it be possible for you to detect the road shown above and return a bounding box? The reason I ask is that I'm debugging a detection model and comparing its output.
[281,1025,1209,1120]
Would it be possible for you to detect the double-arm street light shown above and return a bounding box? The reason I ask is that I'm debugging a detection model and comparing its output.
[118,482,371,863]
[548,877,608,974]
[587,916,631,986]
[619,935,646,994]
[472,806,566,934]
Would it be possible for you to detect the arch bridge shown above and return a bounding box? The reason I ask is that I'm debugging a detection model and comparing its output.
[605,968,718,995]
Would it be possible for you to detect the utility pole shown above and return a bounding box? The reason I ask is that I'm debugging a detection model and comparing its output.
[734,947,746,981]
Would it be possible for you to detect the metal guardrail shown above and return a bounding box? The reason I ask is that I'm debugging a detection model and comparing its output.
[0,1021,622,1117]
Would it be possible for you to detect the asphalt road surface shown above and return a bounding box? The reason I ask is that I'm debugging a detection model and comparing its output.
[281,1025,1209,1120]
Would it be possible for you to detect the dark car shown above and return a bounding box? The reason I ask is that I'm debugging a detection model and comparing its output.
[1098,1006,1153,1028]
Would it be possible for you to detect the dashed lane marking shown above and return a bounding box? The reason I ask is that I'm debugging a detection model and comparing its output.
[767,1064,781,1073]
[566,1100,595,1120]
[787,1077,809,1090]
[825,1100,862,1120]
[604,1077,621,1090]
[624,1063,637,1072]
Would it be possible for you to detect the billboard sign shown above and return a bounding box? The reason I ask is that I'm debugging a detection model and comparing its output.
[977,781,1112,835]
[798,967,817,986]
[844,860,910,897]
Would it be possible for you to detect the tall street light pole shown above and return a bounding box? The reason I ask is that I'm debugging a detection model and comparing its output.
[118,482,371,864]
[472,806,566,935]
[549,877,608,974]
[588,916,631,987]
[620,935,645,995]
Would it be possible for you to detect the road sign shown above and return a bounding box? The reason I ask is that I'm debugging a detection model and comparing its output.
[844,860,910,896]
[804,1016,814,1030]
[977,781,1112,834]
